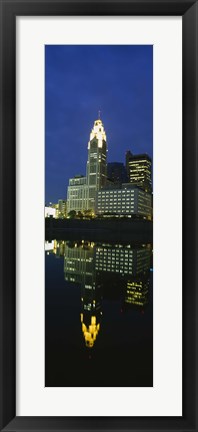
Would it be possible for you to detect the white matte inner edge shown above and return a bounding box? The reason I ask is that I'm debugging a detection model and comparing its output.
[16,16,182,416]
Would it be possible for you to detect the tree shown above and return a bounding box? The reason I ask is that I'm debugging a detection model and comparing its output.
[83,209,94,218]
[77,211,83,218]
[68,210,76,219]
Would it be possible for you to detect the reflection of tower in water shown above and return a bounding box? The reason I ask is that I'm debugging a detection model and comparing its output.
[63,240,152,348]
[80,244,102,349]
[80,294,102,349]
[64,241,102,348]
[64,240,94,284]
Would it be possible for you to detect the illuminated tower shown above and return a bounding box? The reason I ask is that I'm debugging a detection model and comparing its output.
[86,116,107,212]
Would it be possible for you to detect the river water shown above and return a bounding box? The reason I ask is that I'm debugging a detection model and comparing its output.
[45,239,153,387]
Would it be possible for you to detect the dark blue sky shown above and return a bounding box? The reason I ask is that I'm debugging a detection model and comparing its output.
[45,45,153,203]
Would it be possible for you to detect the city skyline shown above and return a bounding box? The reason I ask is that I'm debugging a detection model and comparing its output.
[45,45,153,387]
[45,45,153,203]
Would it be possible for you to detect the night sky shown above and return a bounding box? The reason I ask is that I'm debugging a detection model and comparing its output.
[45,45,153,204]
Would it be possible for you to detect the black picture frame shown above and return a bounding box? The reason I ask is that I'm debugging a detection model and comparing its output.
[0,0,197,431]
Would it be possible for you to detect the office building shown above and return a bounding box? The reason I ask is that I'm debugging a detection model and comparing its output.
[86,118,107,210]
[67,117,107,214]
[66,119,153,216]
[96,184,152,219]
[125,275,149,307]
[67,175,87,213]
[45,206,56,218]
[57,199,67,218]
[64,241,94,284]
[126,151,152,193]
[95,244,151,276]
[107,162,128,186]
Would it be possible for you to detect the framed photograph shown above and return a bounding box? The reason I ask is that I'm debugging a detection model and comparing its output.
[0,0,197,431]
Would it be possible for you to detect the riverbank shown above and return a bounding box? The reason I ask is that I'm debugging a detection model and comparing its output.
[45,218,153,243]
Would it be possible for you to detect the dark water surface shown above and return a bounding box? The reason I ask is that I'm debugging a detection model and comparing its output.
[45,239,153,387]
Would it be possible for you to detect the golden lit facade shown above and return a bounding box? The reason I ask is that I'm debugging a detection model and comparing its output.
[126,152,152,193]
[86,119,107,211]
[81,314,100,348]
[80,244,102,348]
[81,281,102,349]
[125,277,149,307]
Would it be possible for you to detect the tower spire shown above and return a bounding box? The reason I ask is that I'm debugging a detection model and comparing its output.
[98,110,101,119]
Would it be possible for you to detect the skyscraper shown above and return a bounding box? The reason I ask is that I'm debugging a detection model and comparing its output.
[86,118,107,211]
[67,117,107,214]
[126,151,152,193]
[107,162,128,186]
[96,185,152,219]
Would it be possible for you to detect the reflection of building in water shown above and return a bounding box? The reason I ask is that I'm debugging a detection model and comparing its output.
[64,241,102,348]
[64,241,94,284]
[45,240,55,252]
[125,273,150,307]
[95,243,151,276]
[81,277,102,348]
[63,241,152,346]
[45,240,65,257]
[81,314,100,349]
[95,243,151,308]
[54,240,65,257]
